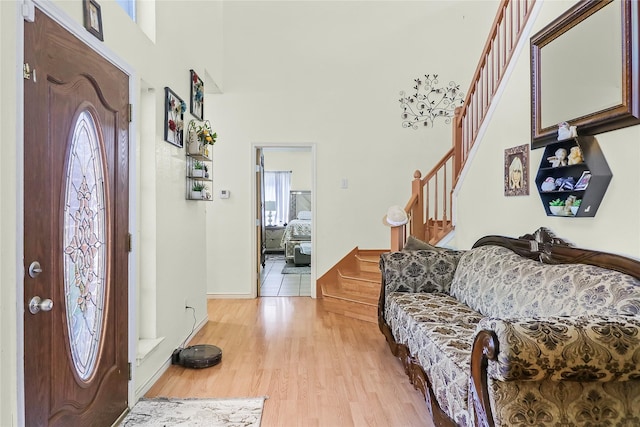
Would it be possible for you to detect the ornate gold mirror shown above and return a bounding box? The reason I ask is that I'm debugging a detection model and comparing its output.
[531,0,639,148]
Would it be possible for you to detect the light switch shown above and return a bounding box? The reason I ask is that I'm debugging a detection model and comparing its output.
[220,190,230,199]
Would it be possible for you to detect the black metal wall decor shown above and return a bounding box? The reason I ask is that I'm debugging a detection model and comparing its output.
[399,74,464,129]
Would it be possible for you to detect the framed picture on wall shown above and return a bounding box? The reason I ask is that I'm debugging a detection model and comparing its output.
[504,144,529,196]
[190,69,204,120]
[164,87,186,148]
[83,0,104,41]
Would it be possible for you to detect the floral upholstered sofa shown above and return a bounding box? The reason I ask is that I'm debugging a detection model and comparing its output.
[378,228,640,427]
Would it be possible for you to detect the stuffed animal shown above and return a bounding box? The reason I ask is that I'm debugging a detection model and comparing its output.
[557,121,577,141]
[541,177,556,192]
[547,148,568,167]
[568,146,583,165]
[554,176,576,191]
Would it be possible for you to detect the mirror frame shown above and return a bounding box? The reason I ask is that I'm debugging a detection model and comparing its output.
[531,0,639,149]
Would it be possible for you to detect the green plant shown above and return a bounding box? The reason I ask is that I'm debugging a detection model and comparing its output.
[193,160,204,170]
[196,120,217,146]
[573,199,582,207]
[192,182,205,192]
[549,198,564,206]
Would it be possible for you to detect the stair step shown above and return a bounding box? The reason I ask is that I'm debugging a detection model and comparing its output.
[337,269,381,294]
[355,252,384,273]
[321,283,378,323]
[316,248,387,323]
[322,282,378,306]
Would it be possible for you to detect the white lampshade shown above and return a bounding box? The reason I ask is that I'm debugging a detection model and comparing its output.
[264,201,276,211]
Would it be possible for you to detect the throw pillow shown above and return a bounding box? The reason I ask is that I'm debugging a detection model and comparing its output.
[380,249,465,294]
[403,235,441,251]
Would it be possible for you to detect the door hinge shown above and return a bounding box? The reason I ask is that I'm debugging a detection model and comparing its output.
[126,233,133,252]
[128,362,132,381]
[128,104,133,123]
[23,63,31,80]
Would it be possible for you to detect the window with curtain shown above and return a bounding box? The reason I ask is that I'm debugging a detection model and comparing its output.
[264,171,291,225]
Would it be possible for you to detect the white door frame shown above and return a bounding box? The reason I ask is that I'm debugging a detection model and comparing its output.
[15,1,138,424]
[251,143,317,298]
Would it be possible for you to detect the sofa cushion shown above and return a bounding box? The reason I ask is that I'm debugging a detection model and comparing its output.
[380,249,464,294]
[385,292,482,426]
[488,379,640,427]
[480,315,640,382]
[450,245,640,318]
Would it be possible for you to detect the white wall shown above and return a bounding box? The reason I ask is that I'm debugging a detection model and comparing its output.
[453,0,640,258]
[0,2,19,424]
[264,149,312,191]
[206,1,498,296]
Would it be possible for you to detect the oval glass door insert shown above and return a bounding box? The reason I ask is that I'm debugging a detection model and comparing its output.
[63,109,108,381]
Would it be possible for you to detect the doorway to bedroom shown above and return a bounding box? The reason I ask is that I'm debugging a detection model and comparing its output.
[255,146,314,297]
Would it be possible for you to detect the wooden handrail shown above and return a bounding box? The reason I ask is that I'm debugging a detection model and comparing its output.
[391,0,537,250]
[454,0,537,187]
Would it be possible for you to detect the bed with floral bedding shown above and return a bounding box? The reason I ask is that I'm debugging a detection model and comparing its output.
[378,228,640,427]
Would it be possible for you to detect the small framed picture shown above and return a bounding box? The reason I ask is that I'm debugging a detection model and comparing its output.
[190,69,204,120]
[574,170,591,190]
[83,0,104,41]
[164,87,186,148]
[504,144,529,196]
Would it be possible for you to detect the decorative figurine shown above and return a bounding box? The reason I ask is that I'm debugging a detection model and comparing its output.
[547,148,568,167]
[541,177,556,192]
[568,146,583,165]
[563,195,577,216]
[557,121,577,141]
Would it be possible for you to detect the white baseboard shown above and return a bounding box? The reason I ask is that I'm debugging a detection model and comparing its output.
[207,293,254,299]
[133,316,208,402]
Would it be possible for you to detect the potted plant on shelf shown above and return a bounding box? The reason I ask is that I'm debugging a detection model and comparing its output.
[570,199,581,216]
[186,120,200,155]
[549,198,564,215]
[196,120,217,157]
[191,160,204,177]
[191,182,206,200]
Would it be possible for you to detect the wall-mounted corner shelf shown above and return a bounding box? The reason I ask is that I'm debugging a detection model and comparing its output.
[535,136,612,217]
[186,150,212,201]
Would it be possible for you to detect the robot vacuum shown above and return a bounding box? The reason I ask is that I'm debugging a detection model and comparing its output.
[171,344,222,369]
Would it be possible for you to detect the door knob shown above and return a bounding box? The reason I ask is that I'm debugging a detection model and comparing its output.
[29,296,54,314]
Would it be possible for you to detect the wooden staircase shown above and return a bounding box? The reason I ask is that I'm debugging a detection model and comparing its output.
[317,247,386,323]
[389,0,539,252]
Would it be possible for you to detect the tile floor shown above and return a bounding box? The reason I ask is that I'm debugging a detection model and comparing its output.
[260,253,312,297]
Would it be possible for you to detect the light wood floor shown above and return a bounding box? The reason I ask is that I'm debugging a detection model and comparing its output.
[146,298,434,427]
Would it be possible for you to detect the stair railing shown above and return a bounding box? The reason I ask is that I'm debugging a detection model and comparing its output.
[390,0,538,251]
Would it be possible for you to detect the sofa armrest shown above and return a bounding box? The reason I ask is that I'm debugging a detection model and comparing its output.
[379,249,464,295]
[477,315,640,382]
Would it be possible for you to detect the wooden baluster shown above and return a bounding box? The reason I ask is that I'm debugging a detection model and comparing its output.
[412,171,424,242]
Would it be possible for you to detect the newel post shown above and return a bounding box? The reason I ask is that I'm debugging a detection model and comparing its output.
[411,170,424,241]
[389,225,405,252]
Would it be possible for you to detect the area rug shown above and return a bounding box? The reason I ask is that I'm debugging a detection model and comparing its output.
[281,264,311,274]
[121,397,266,427]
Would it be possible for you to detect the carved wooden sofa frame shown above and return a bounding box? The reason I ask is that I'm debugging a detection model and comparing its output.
[378,227,640,426]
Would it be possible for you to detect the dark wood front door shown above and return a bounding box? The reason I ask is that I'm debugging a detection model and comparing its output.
[23,9,129,427]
